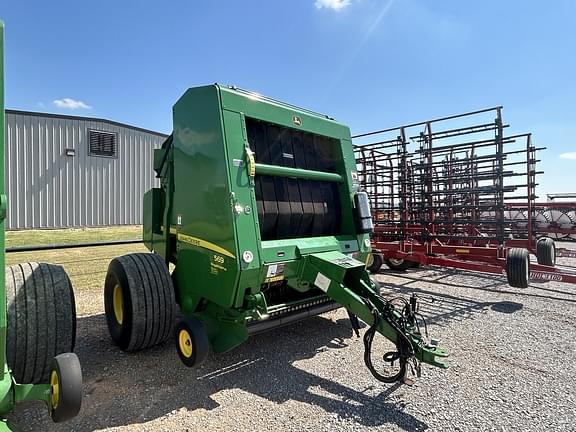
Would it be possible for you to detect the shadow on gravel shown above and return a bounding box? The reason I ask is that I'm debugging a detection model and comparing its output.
[379,280,525,325]
[381,267,576,304]
[490,301,523,313]
[8,313,428,432]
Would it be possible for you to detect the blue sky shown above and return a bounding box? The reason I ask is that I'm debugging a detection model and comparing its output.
[3,0,575,196]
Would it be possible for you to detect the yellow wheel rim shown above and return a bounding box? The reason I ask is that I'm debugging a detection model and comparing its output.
[178,329,193,358]
[113,284,124,325]
[50,370,60,409]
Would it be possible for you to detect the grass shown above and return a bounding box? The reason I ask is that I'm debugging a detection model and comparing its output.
[6,243,149,294]
[6,225,142,248]
[6,226,146,300]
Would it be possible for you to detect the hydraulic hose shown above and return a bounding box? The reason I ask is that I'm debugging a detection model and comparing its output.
[361,299,415,383]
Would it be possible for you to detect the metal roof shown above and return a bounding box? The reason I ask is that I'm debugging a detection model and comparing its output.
[6,109,168,138]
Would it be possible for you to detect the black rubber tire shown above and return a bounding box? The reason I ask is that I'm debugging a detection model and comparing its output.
[384,258,417,271]
[49,353,83,423]
[506,248,530,288]
[175,316,210,368]
[6,262,76,384]
[536,237,556,266]
[366,253,383,273]
[104,253,175,352]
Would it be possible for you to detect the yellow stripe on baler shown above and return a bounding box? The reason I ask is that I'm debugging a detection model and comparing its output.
[177,233,236,259]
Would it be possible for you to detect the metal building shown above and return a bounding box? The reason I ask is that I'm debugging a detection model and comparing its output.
[4,110,167,230]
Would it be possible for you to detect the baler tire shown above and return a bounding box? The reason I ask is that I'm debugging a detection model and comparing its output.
[506,248,530,288]
[175,317,210,368]
[104,253,175,352]
[6,262,77,384]
[49,353,83,423]
[366,253,383,274]
[384,258,415,271]
[536,237,556,266]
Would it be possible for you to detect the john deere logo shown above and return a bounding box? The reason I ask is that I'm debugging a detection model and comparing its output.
[292,115,302,126]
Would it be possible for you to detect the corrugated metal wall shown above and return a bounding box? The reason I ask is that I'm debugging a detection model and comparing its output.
[4,111,167,230]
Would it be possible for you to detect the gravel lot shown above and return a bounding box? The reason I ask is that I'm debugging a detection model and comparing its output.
[7,243,576,431]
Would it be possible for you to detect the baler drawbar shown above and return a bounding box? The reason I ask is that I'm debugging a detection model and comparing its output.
[104,84,447,383]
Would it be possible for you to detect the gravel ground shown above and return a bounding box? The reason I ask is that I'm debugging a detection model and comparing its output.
[7,243,576,431]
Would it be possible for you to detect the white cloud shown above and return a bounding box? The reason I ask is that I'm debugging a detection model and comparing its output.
[559,152,576,160]
[315,0,351,11]
[53,97,92,110]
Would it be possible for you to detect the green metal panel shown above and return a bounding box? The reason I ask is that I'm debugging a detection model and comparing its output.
[220,109,262,307]
[171,86,240,312]
[219,86,350,139]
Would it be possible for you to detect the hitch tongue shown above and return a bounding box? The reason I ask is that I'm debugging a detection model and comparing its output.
[418,344,449,369]
[300,251,449,383]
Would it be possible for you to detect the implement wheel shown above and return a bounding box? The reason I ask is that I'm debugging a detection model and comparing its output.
[6,262,76,384]
[104,253,175,352]
[384,258,417,271]
[366,253,383,273]
[506,248,530,288]
[536,237,556,266]
[175,317,210,368]
[49,353,82,423]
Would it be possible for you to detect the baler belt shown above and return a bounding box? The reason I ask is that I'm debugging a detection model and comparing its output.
[246,118,341,240]
[292,132,314,236]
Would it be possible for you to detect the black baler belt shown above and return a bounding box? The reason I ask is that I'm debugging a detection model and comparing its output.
[274,177,292,239]
[296,179,314,236]
[246,118,340,240]
[268,125,292,239]
[254,178,265,234]
[280,129,304,238]
[303,133,326,235]
[292,132,314,237]
[250,120,278,240]
[260,178,279,240]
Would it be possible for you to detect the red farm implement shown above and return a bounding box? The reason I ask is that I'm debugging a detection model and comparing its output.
[354,107,576,287]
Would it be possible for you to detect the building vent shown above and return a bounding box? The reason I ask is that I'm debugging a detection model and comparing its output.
[89,130,117,157]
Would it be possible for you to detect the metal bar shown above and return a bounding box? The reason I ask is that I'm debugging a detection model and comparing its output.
[255,163,343,182]
[408,122,503,141]
[247,301,339,335]
[6,239,142,253]
[352,106,502,138]
[526,134,534,247]
[547,193,576,201]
